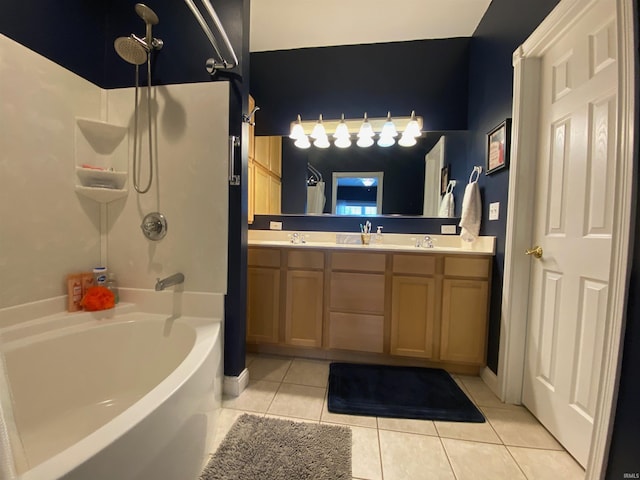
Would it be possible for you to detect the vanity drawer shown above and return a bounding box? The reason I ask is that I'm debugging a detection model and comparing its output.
[287,250,324,270]
[248,248,281,268]
[444,257,490,278]
[328,312,384,353]
[329,272,385,314]
[330,252,386,272]
[392,254,437,276]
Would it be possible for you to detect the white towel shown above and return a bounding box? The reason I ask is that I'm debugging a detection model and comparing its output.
[438,192,454,217]
[459,182,482,242]
[306,181,326,214]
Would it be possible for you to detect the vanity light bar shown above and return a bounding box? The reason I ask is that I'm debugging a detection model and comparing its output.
[289,112,423,148]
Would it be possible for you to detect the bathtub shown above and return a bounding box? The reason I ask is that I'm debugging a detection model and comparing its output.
[0,309,222,480]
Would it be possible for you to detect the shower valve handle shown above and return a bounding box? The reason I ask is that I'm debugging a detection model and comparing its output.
[143,220,161,233]
[140,212,168,241]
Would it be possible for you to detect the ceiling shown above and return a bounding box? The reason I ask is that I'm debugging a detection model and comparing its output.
[250,0,492,52]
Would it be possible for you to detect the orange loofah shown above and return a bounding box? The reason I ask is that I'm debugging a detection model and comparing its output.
[80,286,115,311]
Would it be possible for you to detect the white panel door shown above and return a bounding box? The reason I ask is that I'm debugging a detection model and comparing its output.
[423,136,445,216]
[522,0,617,467]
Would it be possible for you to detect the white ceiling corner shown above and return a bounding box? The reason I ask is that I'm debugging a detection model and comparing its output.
[250,0,492,52]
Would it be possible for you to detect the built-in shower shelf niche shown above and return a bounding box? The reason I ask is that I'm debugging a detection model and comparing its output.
[75,185,128,203]
[74,118,129,203]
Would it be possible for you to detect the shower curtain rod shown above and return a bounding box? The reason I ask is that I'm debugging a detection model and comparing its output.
[183,0,239,74]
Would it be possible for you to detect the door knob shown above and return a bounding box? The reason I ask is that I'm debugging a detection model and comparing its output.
[525,246,543,259]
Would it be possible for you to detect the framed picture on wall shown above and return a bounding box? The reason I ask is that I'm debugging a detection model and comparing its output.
[440,165,450,195]
[486,119,511,175]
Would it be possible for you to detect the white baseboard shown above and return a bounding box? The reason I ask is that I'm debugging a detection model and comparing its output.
[223,368,250,397]
[480,366,503,401]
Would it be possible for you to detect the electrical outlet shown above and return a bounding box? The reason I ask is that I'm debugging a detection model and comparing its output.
[269,221,282,230]
[441,225,457,234]
[489,202,500,221]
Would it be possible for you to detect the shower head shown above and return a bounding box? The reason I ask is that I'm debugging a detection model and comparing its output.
[114,3,162,65]
[135,3,159,25]
[135,3,161,51]
[114,36,148,65]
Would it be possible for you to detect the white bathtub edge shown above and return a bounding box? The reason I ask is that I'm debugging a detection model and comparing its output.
[10,313,223,480]
[119,289,224,319]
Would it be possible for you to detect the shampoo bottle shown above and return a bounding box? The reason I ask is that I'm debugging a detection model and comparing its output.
[93,267,108,286]
[106,273,119,304]
[66,273,83,312]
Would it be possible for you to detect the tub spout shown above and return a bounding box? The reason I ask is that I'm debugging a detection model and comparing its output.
[155,273,185,291]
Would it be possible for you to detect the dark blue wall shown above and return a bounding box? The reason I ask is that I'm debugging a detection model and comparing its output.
[250,38,470,136]
[0,0,243,88]
[466,0,560,371]
[0,1,107,84]
[250,214,462,235]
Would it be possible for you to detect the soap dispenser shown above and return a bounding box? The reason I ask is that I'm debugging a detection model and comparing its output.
[374,226,384,244]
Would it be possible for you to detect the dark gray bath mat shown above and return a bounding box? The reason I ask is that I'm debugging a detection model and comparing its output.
[200,414,352,480]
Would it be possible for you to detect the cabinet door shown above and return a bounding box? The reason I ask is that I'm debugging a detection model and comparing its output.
[285,270,323,347]
[390,276,436,358]
[254,136,270,169]
[328,312,384,353]
[269,176,281,214]
[254,166,270,215]
[269,136,282,176]
[440,278,488,364]
[248,160,255,223]
[247,267,280,343]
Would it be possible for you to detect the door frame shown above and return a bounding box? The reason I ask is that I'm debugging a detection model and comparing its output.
[498,0,636,477]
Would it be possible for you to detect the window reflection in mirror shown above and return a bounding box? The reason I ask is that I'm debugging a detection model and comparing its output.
[331,172,383,215]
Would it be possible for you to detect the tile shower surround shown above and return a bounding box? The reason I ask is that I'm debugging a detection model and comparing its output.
[1,33,229,309]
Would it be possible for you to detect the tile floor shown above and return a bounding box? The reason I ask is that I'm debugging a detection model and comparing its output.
[213,354,585,480]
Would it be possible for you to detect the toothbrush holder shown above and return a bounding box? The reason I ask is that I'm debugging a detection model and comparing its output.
[361,233,371,245]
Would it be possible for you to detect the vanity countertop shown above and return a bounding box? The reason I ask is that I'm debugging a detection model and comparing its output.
[248,231,495,256]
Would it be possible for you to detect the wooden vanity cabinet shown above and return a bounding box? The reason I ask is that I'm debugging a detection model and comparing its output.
[246,245,492,371]
[284,250,324,347]
[246,248,281,344]
[390,254,439,359]
[327,252,386,353]
[440,257,491,364]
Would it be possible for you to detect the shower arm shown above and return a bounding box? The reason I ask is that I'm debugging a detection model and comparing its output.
[183,0,239,74]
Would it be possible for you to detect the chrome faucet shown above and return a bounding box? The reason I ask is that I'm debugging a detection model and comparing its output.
[155,273,185,291]
[415,235,434,248]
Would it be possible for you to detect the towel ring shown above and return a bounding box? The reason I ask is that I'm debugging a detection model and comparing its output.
[445,180,455,194]
[469,166,482,183]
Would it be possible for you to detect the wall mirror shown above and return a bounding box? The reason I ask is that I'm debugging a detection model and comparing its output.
[278,131,467,218]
